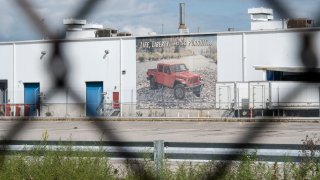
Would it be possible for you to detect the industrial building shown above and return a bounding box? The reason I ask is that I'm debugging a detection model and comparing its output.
[1,6,320,117]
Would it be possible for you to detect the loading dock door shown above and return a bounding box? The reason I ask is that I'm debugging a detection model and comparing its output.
[86,82,103,116]
[24,83,40,116]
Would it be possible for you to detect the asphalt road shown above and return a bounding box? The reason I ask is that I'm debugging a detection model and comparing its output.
[0,121,319,144]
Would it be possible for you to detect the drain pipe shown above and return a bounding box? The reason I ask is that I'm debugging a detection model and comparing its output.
[13,43,16,115]
[120,38,123,117]
[242,32,247,82]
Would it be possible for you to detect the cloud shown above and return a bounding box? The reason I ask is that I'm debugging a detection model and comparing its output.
[257,0,320,19]
[122,25,154,36]
[0,0,161,41]
[99,0,157,16]
[1,0,319,41]
[0,14,14,38]
[282,0,319,18]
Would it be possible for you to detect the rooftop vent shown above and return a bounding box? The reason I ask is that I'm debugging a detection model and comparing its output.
[248,7,273,21]
[287,19,314,28]
[95,28,118,37]
[117,32,132,37]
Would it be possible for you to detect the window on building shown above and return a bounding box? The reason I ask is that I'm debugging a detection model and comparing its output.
[267,71,283,81]
[267,70,320,81]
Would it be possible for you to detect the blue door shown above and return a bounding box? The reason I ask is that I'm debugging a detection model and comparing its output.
[24,83,40,116]
[86,82,103,116]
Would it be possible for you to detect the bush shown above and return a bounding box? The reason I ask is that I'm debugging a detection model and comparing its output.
[0,140,115,179]
[136,111,143,117]
[138,56,145,62]
[2,134,320,179]
[45,111,52,116]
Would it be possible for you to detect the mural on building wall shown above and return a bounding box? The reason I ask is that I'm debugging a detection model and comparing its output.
[136,35,217,109]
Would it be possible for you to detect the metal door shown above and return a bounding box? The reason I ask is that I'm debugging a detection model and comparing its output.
[252,85,265,109]
[86,82,103,116]
[24,83,40,116]
[113,92,120,109]
[0,80,7,105]
[0,89,4,105]
[218,86,231,109]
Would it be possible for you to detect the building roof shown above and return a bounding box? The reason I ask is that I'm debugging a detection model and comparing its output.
[1,27,320,45]
[254,65,320,72]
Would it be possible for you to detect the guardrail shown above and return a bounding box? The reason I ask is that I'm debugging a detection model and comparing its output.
[0,140,317,163]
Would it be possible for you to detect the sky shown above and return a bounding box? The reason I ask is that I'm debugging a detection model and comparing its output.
[0,0,319,41]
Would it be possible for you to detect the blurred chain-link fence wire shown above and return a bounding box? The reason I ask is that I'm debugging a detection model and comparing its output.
[209,0,320,178]
[1,0,156,179]
[0,0,319,179]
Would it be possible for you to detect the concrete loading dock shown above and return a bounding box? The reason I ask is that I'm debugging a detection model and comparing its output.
[216,81,320,117]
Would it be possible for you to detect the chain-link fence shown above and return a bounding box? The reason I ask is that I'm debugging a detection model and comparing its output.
[1,0,320,179]
[0,0,157,179]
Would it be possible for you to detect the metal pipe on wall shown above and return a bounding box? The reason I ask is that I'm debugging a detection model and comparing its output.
[179,3,185,26]
[13,43,16,114]
[242,33,247,82]
[120,38,123,117]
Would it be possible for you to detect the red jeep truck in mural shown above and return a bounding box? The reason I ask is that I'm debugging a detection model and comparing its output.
[147,63,203,99]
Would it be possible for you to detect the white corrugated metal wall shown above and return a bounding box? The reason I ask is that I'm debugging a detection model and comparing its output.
[0,37,136,116]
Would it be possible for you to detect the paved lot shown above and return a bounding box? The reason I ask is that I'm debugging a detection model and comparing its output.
[0,121,319,144]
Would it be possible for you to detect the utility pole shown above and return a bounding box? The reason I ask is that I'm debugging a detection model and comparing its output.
[41,18,46,39]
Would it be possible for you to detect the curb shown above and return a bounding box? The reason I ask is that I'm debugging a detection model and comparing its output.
[0,117,320,123]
